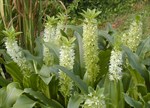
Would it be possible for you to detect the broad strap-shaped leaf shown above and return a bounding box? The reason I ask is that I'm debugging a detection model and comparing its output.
[128,67,147,96]
[124,93,143,108]
[44,41,59,63]
[34,37,43,57]
[0,82,23,108]
[24,88,64,108]
[136,37,150,59]
[74,31,85,77]
[97,50,111,79]
[98,30,114,46]
[66,25,83,35]
[22,49,42,66]
[5,62,23,83]
[104,76,124,108]
[143,93,150,107]
[0,76,10,87]
[52,65,88,94]
[39,65,53,85]
[12,95,37,108]
[122,46,149,82]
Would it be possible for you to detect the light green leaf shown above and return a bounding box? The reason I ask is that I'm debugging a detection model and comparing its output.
[143,93,150,103]
[66,25,83,35]
[44,41,59,62]
[52,65,88,94]
[12,95,37,108]
[24,88,63,108]
[136,36,150,59]
[128,67,147,96]
[123,46,149,82]
[67,93,84,108]
[39,65,53,85]
[0,82,23,108]
[98,30,114,46]
[124,93,143,108]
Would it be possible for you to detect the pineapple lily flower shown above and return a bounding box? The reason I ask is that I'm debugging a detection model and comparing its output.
[59,36,76,97]
[81,9,101,86]
[109,49,123,81]
[3,27,32,74]
[43,16,58,66]
[122,15,142,51]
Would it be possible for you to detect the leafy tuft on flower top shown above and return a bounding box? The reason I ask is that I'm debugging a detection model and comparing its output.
[80,9,101,23]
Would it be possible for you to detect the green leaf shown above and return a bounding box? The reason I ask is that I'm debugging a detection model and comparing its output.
[66,25,83,35]
[60,29,68,39]
[34,37,43,57]
[44,41,59,62]
[39,65,53,85]
[0,76,10,87]
[104,76,124,108]
[142,58,150,66]
[52,65,88,94]
[98,30,114,46]
[12,95,37,108]
[122,46,149,82]
[98,50,111,77]
[136,37,150,59]
[5,62,23,83]
[23,49,42,66]
[67,93,84,108]
[0,82,23,108]
[0,87,6,108]
[74,31,85,77]
[124,93,143,108]
[128,67,147,96]
[143,93,150,103]
[24,88,63,108]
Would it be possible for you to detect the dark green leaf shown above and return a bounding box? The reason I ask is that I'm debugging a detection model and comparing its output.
[122,46,149,82]
[0,76,10,87]
[5,62,23,83]
[52,65,88,94]
[74,31,85,77]
[98,30,114,45]
[24,88,63,108]
[66,25,83,35]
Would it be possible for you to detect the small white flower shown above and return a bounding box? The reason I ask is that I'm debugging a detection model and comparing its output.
[83,89,106,108]
[109,50,123,81]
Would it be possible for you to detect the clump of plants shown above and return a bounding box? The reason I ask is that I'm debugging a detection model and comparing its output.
[0,2,150,108]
